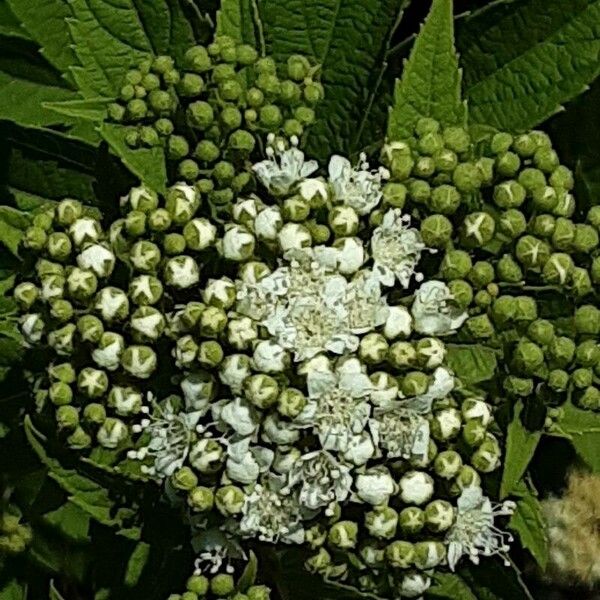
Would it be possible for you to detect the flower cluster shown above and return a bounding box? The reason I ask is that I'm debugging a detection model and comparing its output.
[14,131,515,597]
[107,35,321,221]
[381,119,600,416]
[0,507,32,556]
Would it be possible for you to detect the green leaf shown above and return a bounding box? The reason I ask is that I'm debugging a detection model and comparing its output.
[258,0,407,161]
[0,70,83,129]
[44,502,91,542]
[24,415,140,537]
[216,0,259,47]
[457,0,600,131]
[7,0,77,81]
[43,97,113,121]
[509,484,548,569]
[500,401,542,498]
[124,541,151,587]
[555,400,600,472]
[0,3,32,41]
[0,207,27,256]
[99,122,167,193]
[387,0,466,140]
[67,0,194,97]
[446,344,497,384]
[429,573,477,600]
[0,580,27,600]
[237,550,258,591]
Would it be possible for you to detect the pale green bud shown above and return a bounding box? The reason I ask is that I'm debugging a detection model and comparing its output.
[13,282,38,310]
[420,214,453,248]
[172,466,198,491]
[359,333,388,364]
[433,450,463,479]
[183,218,217,251]
[130,306,166,342]
[67,426,92,450]
[460,211,495,246]
[385,540,415,569]
[452,465,482,494]
[428,184,460,215]
[121,345,157,379]
[46,232,72,261]
[129,275,163,306]
[244,374,279,409]
[48,362,76,384]
[97,417,128,449]
[94,286,129,322]
[424,499,455,533]
[277,387,306,418]
[398,507,425,535]
[430,408,462,441]
[83,402,106,424]
[56,199,83,226]
[48,323,76,355]
[163,256,200,289]
[471,434,502,473]
[413,541,446,570]
[189,438,224,474]
[49,381,73,406]
[215,485,245,516]
[199,306,227,337]
[77,367,109,398]
[328,521,358,549]
[575,305,600,335]
[69,217,102,247]
[186,574,209,595]
[388,341,417,369]
[147,208,171,232]
[56,405,79,430]
[441,249,472,280]
[365,506,398,540]
[40,274,65,301]
[227,317,258,350]
[107,386,142,416]
[173,335,198,368]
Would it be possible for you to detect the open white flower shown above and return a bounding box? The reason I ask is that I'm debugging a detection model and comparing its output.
[370,407,430,460]
[446,486,515,571]
[372,209,425,287]
[297,358,372,453]
[218,397,260,437]
[328,154,389,215]
[411,280,468,335]
[253,135,318,196]
[343,270,389,334]
[226,438,274,484]
[286,450,352,512]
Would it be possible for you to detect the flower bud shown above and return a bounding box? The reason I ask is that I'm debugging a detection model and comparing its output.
[385,540,415,569]
[575,305,600,335]
[428,184,460,215]
[441,249,472,280]
[399,471,434,505]
[69,217,102,248]
[48,298,73,322]
[97,417,128,449]
[171,466,198,492]
[187,101,214,129]
[388,341,417,369]
[190,438,224,474]
[465,314,494,339]
[253,340,289,373]
[328,521,358,549]
[244,374,279,409]
[167,135,190,160]
[94,286,129,323]
[577,386,600,411]
[532,186,558,212]
[82,402,106,425]
[211,574,235,597]
[48,323,76,355]
[460,211,495,246]
[401,371,429,397]
[163,256,200,289]
[498,208,527,239]
[215,485,245,516]
[49,381,73,406]
[471,434,502,473]
[365,506,398,539]
[443,126,470,153]
[56,199,83,226]
[77,243,116,278]
[576,340,600,367]
[198,306,227,338]
[46,232,72,262]
[431,408,462,441]
[67,426,92,450]
[186,574,209,596]
[130,240,161,273]
[121,345,157,379]
[277,387,306,418]
[56,405,79,430]
[462,418,487,447]
[221,224,255,261]
[359,333,388,364]
[573,224,599,253]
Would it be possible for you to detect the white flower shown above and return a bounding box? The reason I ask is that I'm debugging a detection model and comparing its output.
[372,209,425,287]
[446,487,515,571]
[370,407,430,460]
[132,400,201,478]
[334,237,365,275]
[328,154,389,216]
[163,256,200,289]
[355,467,396,505]
[219,354,252,394]
[254,206,283,240]
[77,243,116,278]
[252,136,318,196]
[398,471,434,505]
[181,372,216,412]
[221,225,255,261]
[383,305,413,339]
[262,413,301,445]
[219,397,260,436]
[343,431,376,466]
[343,270,389,334]
[226,438,274,484]
[253,340,288,373]
[412,280,468,336]
[286,451,352,511]
[297,359,372,453]
[299,178,329,203]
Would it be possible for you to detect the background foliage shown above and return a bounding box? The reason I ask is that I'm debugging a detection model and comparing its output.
[0,0,599,598]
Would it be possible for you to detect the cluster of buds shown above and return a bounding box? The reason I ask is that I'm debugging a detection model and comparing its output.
[107,36,322,220]
[0,507,32,555]
[382,119,600,415]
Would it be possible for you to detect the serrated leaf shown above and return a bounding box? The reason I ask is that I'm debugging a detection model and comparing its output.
[124,541,150,587]
[258,0,407,161]
[0,208,26,256]
[509,484,548,569]
[43,97,113,121]
[500,401,542,499]
[446,344,497,384]
[457,0,600,131]
[67,0,194,97]
[44,502,91,542]
[429,573,477,600]
[24,415,140,537]
[387,0,466,140]
[6,0,76,81]
[100,122,167,193]
[216,0,259,46]
[0,70,82,129]
[555,400,600,472]
[0,3,32,41]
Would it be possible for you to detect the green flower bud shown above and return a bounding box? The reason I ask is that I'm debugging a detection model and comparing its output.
[465,314,494,339]
[420,214,452,248]
[413,541,446,570]
[428,184,460,214]
[531,214,556,238]
[494,181,526,209]
[357,332,388,365]
[462,418,487,446]
[50,299,74,322]
[453,162,482,193]
[199,306,227,338]
[542,252,573,285]
[219,78,243,102]
[467,261,495,288]
[573,224,599,253]
[121,345,157,379]
[163,255,200,288]
[516,235,550,269]
[573,368,593,389]
[128,186,158,212]
[434,450,463,480]
[549,165,574,190]
[185,46,211,72]
[171,466,198,492]
[518,167,546,194]
[211,574,235,597]
[571,267,593,299]
[513,339,545,375]
[77,367,109,399]
[386,540,415,569]
[45,232,72,262]
[67,426,92,450]
[491,132,513,154]
[178,159,200,182]
[452,465,481,494]
[431,148,457,173]
[415,338,445,369]
[187,574,209,595]
[56,405,79,430]
[365,506,398,540]
[33,210,55,230]
[287,54,310,80]
[13,282,38,310]
[414,156,436,178]
[532,186,558,213]
[495,255,521,283]
[495,151,521,178]
[247,586,270,600]
[513,133,536,157]
[244,374,279,409]
[391,155,414,180]
[74,315,102,344]
[48,323,76,355]
[49,381,73,406]
[125,210,147,237]
[447,279,473,308]
[303,82,324,105]
[48,362,76,385]
[398,507,425,535]
[431,408,462,441]
[443,126,470,153]
[498,209,527,240]
[229,129,256,155]
[259,104,282,130]
[83,402,106,425]
[552,189,575,218]
[277,387,306,419]
[148,90,173,115]
[401,371,430,397]
[215,485,245,516]
[548,336,576,368]
[587,205,600,230]
[126,98,147,121]
[328,521,358,549]
[305,548,331,574]
[577,386,600,411]
[155,118,174,137]
[577,340,600,367]
[424,499,455,533]
[592,257,600,284]
[575,305,600,335]
[167,135,190,160]
[22,226,47,250]
[196,341,223,370]
[107,386,141,417]
[533,147,560,173]
[549,219,574,252]
[187,101,214,129]
[441,249,472,280]
[471,435,501,473]
[107,102,125,122]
